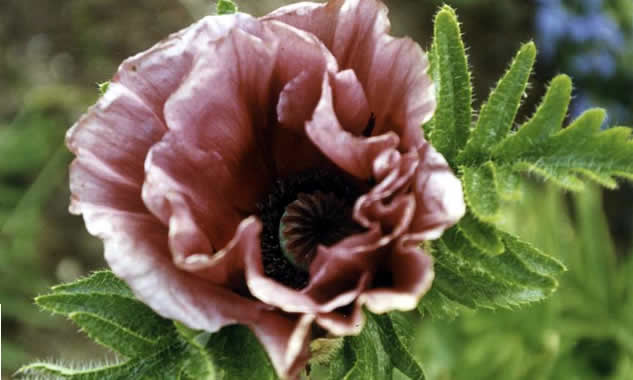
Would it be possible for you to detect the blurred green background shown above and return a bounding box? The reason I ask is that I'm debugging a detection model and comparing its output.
[1,0,632,379]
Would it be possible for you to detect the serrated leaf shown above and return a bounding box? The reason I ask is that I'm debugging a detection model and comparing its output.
[173,324,216,379]
[68,312,159,358]
[510,109,633,190]
[499,231,566,277]
[18,340,196,380]
[36,280,174,357]
[461,161,500,222]
[494,164,523,200]
[418,286,467,319]
[216,0,238,15]
[458,42,536,164]
[423,227,565,314]
[342,313,393,380]
[374,312,426,380]
[205,325,277,380]
[493,75,572,160]
[458,212,505,256]
[427,5,472,164]
[50,270,134,297]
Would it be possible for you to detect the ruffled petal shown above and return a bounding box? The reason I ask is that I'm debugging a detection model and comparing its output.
[143,133,246,252]
[66,82,166,215]
[360,237,434,314]
[316,296,366,336]
[113,13,262,120]
[332,69,371,134]
[305,74,400,179]
[263,0,435,150]
[248,313,314,380]
[409,144,466,240]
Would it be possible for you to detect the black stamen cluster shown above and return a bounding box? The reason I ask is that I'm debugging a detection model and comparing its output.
[256,169,362,289]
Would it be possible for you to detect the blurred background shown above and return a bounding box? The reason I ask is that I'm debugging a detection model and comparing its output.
[1,0,632,379]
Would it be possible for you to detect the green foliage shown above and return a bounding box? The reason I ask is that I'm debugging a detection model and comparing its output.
[416,185,633,380]
[457,42,536,165]
[314,312,425,380]
[422,5,633,317]
[374,312,427,380]
[216,0,238,15]
[17,272,275,380]
[204,325,276,380]
[426,6,472,163]
[461,162,500,222]
[97,81,110,95]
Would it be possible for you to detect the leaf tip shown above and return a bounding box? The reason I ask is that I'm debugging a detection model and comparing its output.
[217,0,238,15]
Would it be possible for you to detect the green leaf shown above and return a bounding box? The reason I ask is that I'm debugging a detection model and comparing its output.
[205,325,277,380]
[342,313,394,380]
[461,161,500,222]
[421,227,565,313]
[493,75,572,160]
[418,286,467,319]
[36,271,174,357]
[22,271,282,379]
[216,0,238,15]
[427,5,472,163]
[458,212,505,256]
[494,164,523,200]
[374,312,426,380]
[310,337,345,366]
[97,81,110,95]
[18,340,197,380]
[458,42,536,165]
[511,109,633,191]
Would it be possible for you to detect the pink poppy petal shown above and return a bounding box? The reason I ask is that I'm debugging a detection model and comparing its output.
[162,27,278,212]
[244,236,320,314]
[248,313,314,380]
[143,133,245,251]
[66,82,166,215]
[360,238,434,314]
[332,69,371,134]
[81,209,267,333]
[409,144,466,240]
[305,75,400,180]
[316,298,366,336]
[114,13,262,119]
[263,0,435,150]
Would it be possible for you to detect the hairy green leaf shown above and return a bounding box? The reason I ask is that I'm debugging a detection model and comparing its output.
[374,312,426,380]
[18,340,197,380]
[458,43,536,164]
[458,213,505,256]
[512,109,633,191]
[205,325,277,380]
[342,313,393,380]
[494,164,523,200]
[427,5,472,163]
[422,227,565,313]
[36,272,174,357]
[493,75,572,160]
[22,271,284,379]
[418,286,468,319]
[461,161,500,222]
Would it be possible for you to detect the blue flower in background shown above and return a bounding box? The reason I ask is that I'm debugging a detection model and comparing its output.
[535,0,630,126]
[571,49,617,77]
[536,0,624,60]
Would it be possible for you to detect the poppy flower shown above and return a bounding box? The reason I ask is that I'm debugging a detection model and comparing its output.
[66,0,465,378]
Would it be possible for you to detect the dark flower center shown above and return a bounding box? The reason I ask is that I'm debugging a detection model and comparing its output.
[256,170,363,289]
